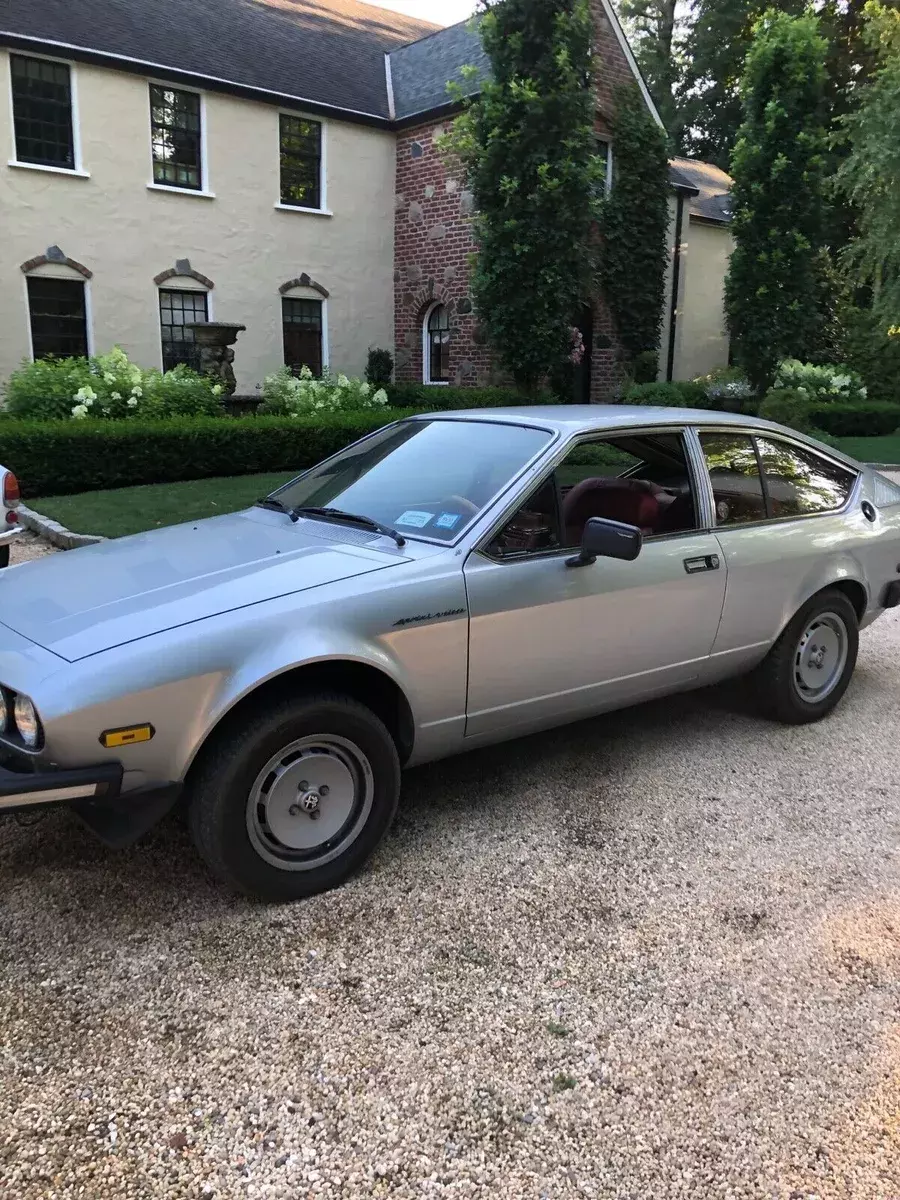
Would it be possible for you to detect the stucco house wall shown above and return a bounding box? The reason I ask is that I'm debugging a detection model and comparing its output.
[673,218,734,381]
[0,51,396,393]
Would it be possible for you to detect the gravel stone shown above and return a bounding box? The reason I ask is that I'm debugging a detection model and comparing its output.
[2,483,899,1198]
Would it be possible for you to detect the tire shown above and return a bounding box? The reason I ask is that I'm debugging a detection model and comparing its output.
[752,589,859,725]
[0,544,8,569]
[188,692,400,901]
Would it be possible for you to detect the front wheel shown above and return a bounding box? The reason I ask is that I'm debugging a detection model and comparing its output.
[752,589,859,724]
[188,693,400,901]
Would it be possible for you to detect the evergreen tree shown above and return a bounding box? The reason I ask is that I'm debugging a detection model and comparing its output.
[679,0,806,167]
[836,1,900,324]
[452,0,601,390]
[725,10,829,388]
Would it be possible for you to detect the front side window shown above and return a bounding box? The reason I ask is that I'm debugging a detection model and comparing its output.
[27,277,88,359]
[272,419,551,543]
[150,85,202,189]
[282,298,323,376]
[426,304,450,384]
[10,54,75,169]
[755,437,857,517]
[487,432,698,558]
[159,288,207,371]
[700,432,767,527]
[279,115,322,209]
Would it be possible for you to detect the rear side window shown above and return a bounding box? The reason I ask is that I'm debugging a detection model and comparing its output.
[699,433,766,526]
[755,437,856,516]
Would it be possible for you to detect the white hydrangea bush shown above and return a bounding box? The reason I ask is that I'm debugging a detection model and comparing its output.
[260,365,389,415]
[773,359,867,405]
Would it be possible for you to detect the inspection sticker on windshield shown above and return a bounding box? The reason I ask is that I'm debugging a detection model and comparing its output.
[396,510,434,529]
[435,513,461,530]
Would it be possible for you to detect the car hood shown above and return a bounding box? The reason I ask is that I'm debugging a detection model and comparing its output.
[0,509,408,661]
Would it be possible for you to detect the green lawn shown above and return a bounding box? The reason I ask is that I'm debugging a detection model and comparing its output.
[832,436,900,465]
[31,434,900,540]
[35,472,295,538]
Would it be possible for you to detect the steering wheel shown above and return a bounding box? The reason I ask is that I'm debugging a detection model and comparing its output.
[446,494,480,518]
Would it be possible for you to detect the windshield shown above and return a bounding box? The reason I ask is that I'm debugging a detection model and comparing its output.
[271,419,552,542]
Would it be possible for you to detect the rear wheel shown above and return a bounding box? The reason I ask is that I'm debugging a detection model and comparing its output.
[0,544,9,569]
[188,692,400,901]
[752,589,859,724]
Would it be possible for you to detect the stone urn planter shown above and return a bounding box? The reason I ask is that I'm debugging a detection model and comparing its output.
[186,321,246,396]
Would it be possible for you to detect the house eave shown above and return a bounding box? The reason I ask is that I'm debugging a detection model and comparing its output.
[0,32,393,128]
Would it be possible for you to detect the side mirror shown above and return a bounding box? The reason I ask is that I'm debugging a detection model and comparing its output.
[566,516,643,569]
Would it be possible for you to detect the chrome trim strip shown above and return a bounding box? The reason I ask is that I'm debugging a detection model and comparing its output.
[0,782,99,809]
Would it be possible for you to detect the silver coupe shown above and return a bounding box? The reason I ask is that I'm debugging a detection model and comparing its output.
[2,406,900,900]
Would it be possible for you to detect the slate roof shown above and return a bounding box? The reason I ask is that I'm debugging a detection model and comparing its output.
[0,0,437,121]
[668,156,733,224]
[389,18,489,122]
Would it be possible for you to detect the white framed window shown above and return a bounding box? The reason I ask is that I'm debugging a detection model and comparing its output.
[158,285,211,371]
[423,302,450,385]
[146,81,213,197]
[7,52,89,177]
[25,272,91,360]
[596,138,613,196]
[275,112,330,215]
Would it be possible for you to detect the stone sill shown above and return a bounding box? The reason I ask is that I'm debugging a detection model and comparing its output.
[8,160,91,179]
[274,203,333,217]
[147,183,216,199]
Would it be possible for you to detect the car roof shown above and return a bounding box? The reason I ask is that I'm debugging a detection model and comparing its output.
[409,405,860,466]
[414,404,773,433]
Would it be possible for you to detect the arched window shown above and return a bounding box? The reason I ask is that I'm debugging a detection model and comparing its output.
[424,303,450,385]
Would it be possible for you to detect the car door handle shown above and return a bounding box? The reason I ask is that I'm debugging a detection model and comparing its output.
[683,554,720,574]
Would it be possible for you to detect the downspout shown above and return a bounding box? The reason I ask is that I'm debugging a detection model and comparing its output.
[666,192,686,382]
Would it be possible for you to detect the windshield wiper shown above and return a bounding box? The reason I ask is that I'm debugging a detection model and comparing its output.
[292,507,406,548]
[255,496,299,522]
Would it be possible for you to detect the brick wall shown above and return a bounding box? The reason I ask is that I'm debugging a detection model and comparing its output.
[392,0,647,400]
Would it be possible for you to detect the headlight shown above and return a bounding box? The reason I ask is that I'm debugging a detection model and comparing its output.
[13,693,41,748]
[0,690,7,734]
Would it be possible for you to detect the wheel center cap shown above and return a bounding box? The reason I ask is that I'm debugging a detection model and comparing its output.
[808,644,827,670]
[299,788,321,813]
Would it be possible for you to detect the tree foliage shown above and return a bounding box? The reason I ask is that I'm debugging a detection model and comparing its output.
[618,0,682,131]
[596,86,671,366]
[678,0,806,166]
[449,0,601,390]
[835,1,900,325]
[725,11,829,389]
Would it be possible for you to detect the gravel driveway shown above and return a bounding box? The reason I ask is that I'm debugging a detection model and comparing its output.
[3,512,900,1199]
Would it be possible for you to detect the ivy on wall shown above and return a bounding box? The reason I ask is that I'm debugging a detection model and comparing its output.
[596,85,671,373]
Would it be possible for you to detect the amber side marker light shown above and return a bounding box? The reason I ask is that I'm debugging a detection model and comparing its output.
[100,724,155,749]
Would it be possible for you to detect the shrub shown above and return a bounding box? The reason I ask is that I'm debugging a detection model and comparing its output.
[0,410,422,499]
[632,350,660,385]
[807,400,900,438]
[365,348,394,388]
[3,356,93,420]
[259,366,388,416]
[840,306,900,405]
[758,388,813,432]
[692,368,758,412]
[773,359,867,405]
[623,380,711,408]
[3,346,223,421]
[386,384,543,410]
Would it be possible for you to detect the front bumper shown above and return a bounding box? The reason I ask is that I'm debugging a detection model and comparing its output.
[0,757,123,814]
[0,751,181,847]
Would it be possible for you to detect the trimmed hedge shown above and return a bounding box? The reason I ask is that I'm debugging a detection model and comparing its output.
[807,400,900,438]
[758,388,812,432]
[0,411,421,499]
[622,381,712,408]
[386,384,548,409]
